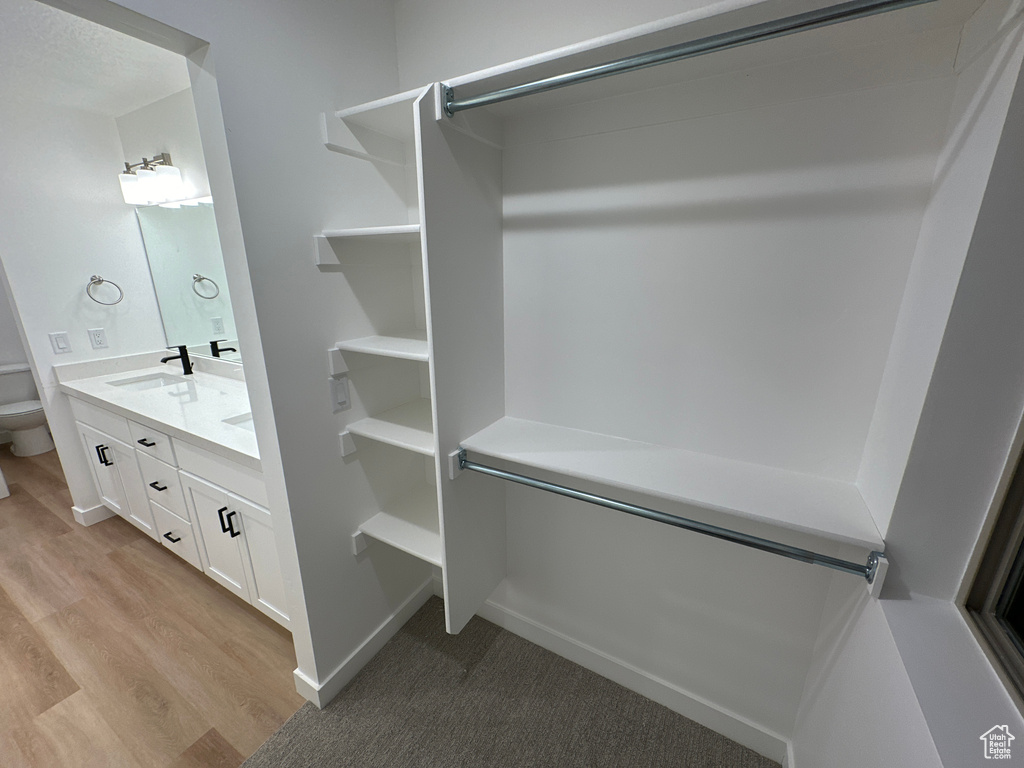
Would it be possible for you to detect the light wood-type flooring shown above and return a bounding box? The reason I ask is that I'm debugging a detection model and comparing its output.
[0,447,304,767]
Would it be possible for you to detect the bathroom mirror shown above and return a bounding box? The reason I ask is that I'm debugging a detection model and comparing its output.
[136,202,241,361]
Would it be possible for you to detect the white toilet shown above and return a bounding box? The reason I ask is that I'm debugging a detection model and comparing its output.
[0,363,54,456]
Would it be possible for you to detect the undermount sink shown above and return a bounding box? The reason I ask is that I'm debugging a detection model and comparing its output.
[107,372,190,391]
[222,412,255,431]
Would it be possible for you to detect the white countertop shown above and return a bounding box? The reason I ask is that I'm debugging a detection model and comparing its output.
[58,360,260,470]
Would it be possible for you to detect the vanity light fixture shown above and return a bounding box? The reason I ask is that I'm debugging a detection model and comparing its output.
[118,153,186,205]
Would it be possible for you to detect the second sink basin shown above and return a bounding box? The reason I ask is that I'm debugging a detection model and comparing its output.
[222,412,255,432]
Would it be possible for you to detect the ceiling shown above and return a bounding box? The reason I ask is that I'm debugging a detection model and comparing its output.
[0,0,190,117]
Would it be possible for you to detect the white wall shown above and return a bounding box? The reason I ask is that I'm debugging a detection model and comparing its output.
[883,20,1024,605]
[116,87,210,199]
[790,575,941,767]
[502,71,952,480]
[0,95,167,507]
[857,17,1024,533]
[0,283,26,365]
[790,8,1024,766]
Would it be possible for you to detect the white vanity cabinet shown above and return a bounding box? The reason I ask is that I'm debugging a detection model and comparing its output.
[74,416,157,540]
[180,471,289,627]
[65,391,290,629]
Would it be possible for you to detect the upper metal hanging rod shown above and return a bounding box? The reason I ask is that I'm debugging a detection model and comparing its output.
[443,0,936,116]
[457,448,886,584]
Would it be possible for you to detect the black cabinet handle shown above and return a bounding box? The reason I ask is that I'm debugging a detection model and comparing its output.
[163,532,181,543]
[137,438,157,447]
[95,444,113,467]
[217,507,241,538]
[149,481,168,492]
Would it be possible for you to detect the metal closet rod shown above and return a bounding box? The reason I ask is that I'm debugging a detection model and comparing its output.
[443,0,936,116]
[457,449,884,583]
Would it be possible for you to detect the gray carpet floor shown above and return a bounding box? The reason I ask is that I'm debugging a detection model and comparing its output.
[243,597,780,767]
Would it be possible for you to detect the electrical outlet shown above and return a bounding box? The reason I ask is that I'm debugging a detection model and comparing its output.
[88,328,108,349]
[49,332,72,354]
[331,375,351,413]
[211,317,225,335]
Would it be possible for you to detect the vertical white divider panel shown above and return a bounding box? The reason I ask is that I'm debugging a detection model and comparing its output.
[415,85,506,634]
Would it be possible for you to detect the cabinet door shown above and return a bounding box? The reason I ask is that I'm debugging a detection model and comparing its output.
[181,472,251,602]
[75,422,157,539]
[232,493,290,626]
[77,422,125,514]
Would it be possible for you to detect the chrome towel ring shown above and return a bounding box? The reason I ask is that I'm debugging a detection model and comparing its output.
[192,273,220,299]
[86,275,124,306]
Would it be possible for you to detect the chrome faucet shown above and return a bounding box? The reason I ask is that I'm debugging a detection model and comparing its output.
[160,345,193,375]
[210,339,237,358]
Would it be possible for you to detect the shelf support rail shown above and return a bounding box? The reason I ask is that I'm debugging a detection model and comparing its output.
[457,448,886,586]
[443,0,936,116]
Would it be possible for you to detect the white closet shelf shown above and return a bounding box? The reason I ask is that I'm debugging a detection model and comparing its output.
[314,226,421,266]
[320,224,421,241]
[347,399,435,456]
[460,417,884,551]
[323,87,427,164]
[335,87,426,142]
[336,332,429,362]
[358,485,442,567]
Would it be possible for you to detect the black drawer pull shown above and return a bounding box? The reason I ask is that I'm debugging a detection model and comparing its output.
[163,532,182,543]
[95,444,113,466]
[148,481,168,492]
[226,510,241,538]
[137,438,157,447]
[217,506,230,533]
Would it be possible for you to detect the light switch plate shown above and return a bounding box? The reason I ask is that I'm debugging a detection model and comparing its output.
[331,375,350,413]
[49,331,72,354]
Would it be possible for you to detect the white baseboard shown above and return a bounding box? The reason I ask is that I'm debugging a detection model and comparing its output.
[476,598,789,764]
[293,579,434,708]
[72,503,115,526]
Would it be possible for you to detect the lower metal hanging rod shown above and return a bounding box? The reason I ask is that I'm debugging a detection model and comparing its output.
[457,448,884,584]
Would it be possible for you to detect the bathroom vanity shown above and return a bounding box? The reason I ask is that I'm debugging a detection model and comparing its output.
[56,356,289,628]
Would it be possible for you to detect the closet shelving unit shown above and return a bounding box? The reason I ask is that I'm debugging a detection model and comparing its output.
[320,87,445,571]
[323,80,506,633]
[324,0,993,631]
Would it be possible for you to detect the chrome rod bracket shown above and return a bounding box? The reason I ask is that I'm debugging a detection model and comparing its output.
[456,446,887,589]
[866,550,889,598]
[448,447,467,480]
[443,86,456,118]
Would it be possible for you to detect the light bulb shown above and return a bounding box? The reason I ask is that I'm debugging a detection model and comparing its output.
[154,164,184,202]
[119,173,147,205]
[135,168,158,203]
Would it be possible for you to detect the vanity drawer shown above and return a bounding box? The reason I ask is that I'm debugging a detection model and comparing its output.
[150,500,201,571]
[136,451,187,518]
[129,420,176,466]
